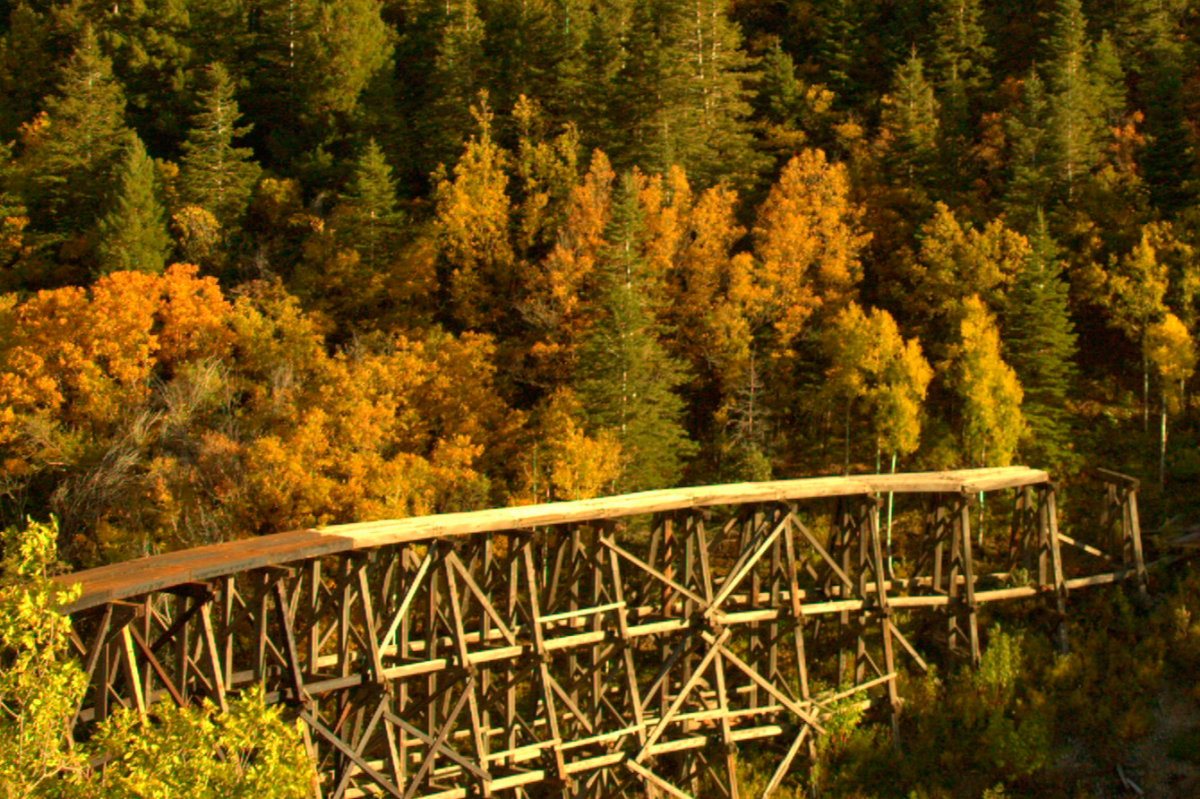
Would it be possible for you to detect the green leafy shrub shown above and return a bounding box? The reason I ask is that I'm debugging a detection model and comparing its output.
[0,518,88,798]
[0,517,313,798]
[90,686,313,799]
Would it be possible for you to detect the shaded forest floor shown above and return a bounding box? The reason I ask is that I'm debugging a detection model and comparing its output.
[1050,672,1200,798]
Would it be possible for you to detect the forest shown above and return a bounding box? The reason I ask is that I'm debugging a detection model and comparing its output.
[0,0,1199,563]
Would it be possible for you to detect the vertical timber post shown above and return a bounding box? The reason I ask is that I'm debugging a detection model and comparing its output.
[1044,484,1070,653]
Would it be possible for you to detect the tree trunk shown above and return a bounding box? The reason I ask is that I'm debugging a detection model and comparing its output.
[1160,390,1168,490]
[843,402,851,475]
[1143,346,1150,432]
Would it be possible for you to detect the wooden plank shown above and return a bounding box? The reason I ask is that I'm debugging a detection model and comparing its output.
[625,758,695,799]
[636,628,731,762]
[1057,533,1113,562]
[301,710,405,799]
[600,536,709,610]
[700,632,824,734]
[55,467,1045,613]
[760,727,808,799]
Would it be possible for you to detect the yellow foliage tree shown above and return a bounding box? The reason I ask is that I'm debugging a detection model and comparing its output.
[750,149,870,351]
[1108,226,1170,428]
[521,150,615,384]
[513,389,621,503]
[956,296,1024,467]
[434,105,514,330]
[824,302,933,470]
[667,182,755,398]
[0,270,520,559]
[913,204,1029,320]
[1144,313,1196,487]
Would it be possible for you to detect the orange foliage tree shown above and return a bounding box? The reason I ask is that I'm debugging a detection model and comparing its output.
[0,267,519,564]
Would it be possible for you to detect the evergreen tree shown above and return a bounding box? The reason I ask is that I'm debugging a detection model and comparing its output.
[576,172,695,491]
[1140,42,1193,215]
[179,62,260,227]
[1046,0,1102,201]
[930,0,991,201]
[0,0,87,141]
[813,0,861,100]
[614,0,760,186]
[244,0,391,170]
[1003,70,1052,229]
[576,0,634,142]
[341,138,402,271]
[95,133,170,275]
[614,0,691,176]
[931,0,992,96]
[19,25,129,236]
[98,0,195,153]
[879,53,938,191]
[674,0,763,185]
[1090,33,1126,129]
[480,0,560,115]
[1002,211,1077,466]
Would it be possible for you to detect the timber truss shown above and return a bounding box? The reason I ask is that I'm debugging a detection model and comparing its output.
[56,466,1150,799]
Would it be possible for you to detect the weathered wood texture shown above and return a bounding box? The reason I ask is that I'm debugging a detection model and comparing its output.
[57,466,1147,799]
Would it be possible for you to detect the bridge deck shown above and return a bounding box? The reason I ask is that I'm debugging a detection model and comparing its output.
[55,466,1046,614]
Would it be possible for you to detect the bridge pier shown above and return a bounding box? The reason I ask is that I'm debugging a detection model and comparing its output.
[57,467,1151,799]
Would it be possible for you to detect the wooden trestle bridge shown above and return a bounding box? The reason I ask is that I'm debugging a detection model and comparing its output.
[55,466,1149,799]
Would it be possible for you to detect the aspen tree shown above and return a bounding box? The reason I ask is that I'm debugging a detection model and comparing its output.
[956,296,1024,467]
[1144,313,1195,487]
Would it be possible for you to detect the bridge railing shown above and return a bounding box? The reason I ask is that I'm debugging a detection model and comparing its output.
[56,466,1147,799]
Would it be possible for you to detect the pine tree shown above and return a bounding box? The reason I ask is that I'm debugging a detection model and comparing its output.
[341,138,402,272]
[1002,211,1077,466]
[576,0,634,143]
[813,0,861,100]
[95,133,170,275]
[244,0,320,160]
[1090,33,1126,129]
[615,1,692,176]
[613,0,760,186]
[419,0,488,179]
[98,0,195,152]
[244,0,391,168]
[480,0,561,115]
[0,0,87,141]
[576,172,695,491]
[673,0,763,185]
[880,53,939,191]
[20,25,129,236]
[308,0,393,122]
[929,0,991,201]
[1046,0,1101,201]
[179,62,260,227]
[1003,70,1052,229]
[1140,42,1193,215]
[931,0,992,96]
